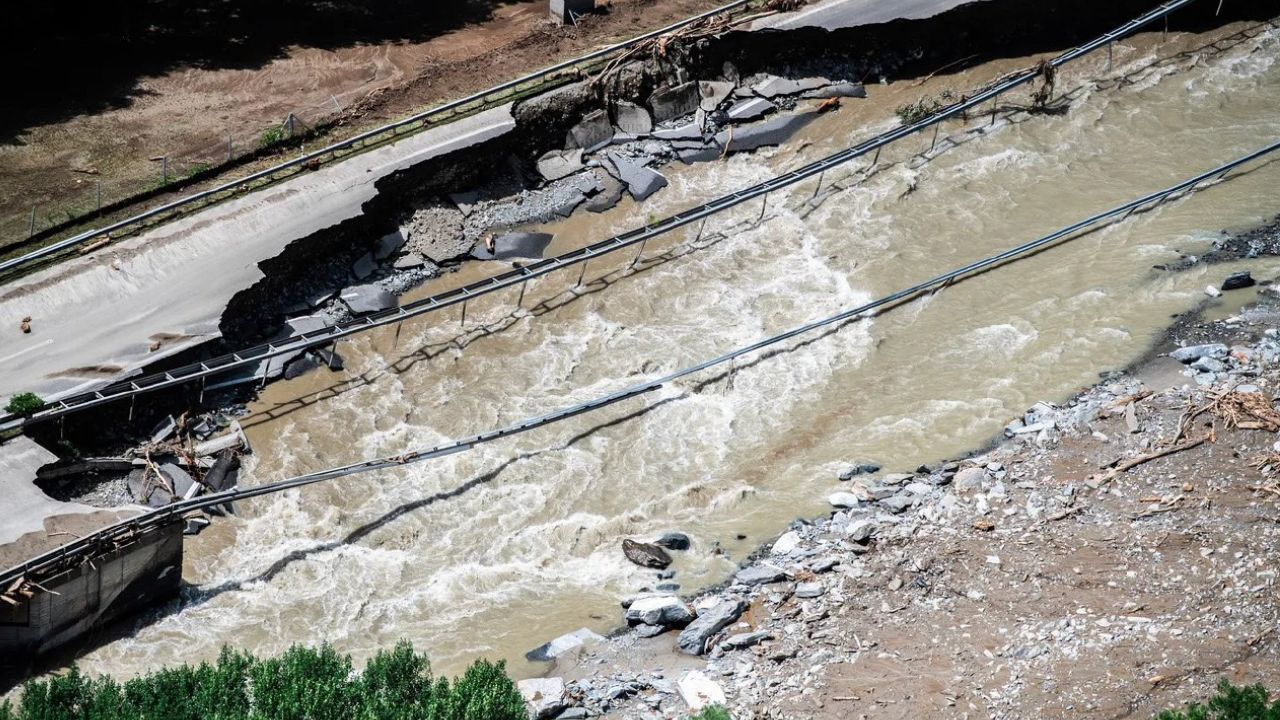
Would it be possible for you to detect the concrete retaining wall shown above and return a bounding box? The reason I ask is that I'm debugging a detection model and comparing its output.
[0,521,183,674]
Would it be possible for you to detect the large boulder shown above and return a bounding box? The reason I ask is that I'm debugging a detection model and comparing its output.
[654,532,691,551]
[517,677,568,720]
[677,671,727,712]
[735,564,786,585]
[526,628,605,662]
[676,599,746,655]
[1169,343,1228,364]
[625,595,695,628]
[622,539,673,569]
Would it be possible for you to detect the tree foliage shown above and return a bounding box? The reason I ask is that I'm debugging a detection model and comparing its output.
[0,642,526,720]
[1156,681,1280,720]
[4,392,44,416]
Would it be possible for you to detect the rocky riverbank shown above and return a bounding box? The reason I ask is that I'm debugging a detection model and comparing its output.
[515,271,1280,719]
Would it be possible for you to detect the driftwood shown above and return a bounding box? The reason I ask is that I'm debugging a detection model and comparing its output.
[1088,430,1213,488]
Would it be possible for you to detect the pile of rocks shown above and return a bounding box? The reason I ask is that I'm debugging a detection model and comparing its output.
[515,291,1280,719]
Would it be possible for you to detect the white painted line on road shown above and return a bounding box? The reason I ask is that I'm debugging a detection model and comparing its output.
[0,339,53,365]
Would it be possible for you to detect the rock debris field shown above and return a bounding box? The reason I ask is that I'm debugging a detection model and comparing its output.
[515,276,1280,719]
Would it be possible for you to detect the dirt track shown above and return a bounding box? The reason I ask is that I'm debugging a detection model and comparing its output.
[0,0,727,251]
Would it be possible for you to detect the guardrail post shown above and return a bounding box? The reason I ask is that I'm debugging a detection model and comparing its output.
[129,396,135,422]
[873,145,882,166]
[1216,0,1224,14]
[517,279,528,308]
[631,238,649,267]
[695,217,708,243]
[811,170,825,200]
[757,193,768,222]
[576,259,589,287]
[990,94,999,126]
[393,321,403,350]
[199,377,206,405]
[929,123,940,152]
[1108,41,1114,71]
[328,341,340,369]
[460,299,468,327]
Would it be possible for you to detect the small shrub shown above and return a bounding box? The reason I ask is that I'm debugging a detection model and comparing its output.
[185,162,214,179]
[1156,680,1280,720]
[689,705,732,720]
[259,125,287,149]
[5,392,44,416]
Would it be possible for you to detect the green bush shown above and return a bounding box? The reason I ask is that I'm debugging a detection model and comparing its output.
[4,392,44,416]
[1156,681,1280,720]
[259,125,287,149]
[0,642,526,720]
[689,705,732,720]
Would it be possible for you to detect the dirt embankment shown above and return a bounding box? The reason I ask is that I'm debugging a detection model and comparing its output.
[0,0,729,253]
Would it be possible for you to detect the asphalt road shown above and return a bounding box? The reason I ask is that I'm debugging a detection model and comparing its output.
[0,0,985,406]
[0,105,515,402]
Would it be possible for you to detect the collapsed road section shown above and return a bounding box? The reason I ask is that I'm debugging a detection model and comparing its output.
[2,0,1280,681]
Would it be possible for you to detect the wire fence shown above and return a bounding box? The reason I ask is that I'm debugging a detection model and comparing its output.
[0,0,757,280]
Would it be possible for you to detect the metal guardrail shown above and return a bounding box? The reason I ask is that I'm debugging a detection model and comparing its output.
[0,0,756,279]
[4,134,1276,591]
[0,0,1201,430]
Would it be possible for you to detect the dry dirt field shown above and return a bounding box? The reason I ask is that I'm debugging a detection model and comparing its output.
[0,0,727,252]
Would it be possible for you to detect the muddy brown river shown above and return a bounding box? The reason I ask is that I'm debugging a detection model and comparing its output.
[72,22,1280,680]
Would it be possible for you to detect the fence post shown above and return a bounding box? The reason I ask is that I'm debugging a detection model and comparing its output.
[227,136,234,163]
[631,238,648,267]
[162,157,168,185]
[28,206,36,237]
[96,181,102,215]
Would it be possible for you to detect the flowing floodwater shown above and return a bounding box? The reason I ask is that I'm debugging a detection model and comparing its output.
[74,22,1280,680]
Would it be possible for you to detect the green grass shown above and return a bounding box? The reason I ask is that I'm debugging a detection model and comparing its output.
[688,706,732,720]
[1156,681,1280,720]
[259,125,287,150]
[0,642,527,720]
